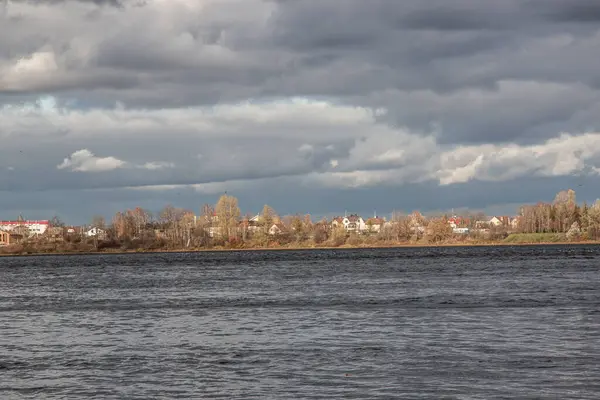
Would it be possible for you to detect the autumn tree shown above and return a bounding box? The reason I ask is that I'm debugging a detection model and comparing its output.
[391,212,412,241]
[312,218,329,244]
[129,207,152,239]
[159,205,187,247]
[290,214,306,242]
[553,189,577,232]
[178,211,196,247]
[215,194,241,240]
[409,211,426,228]
[112,212,130,239]
[303,214,312,227]
[194,203,215,246]
[426,218,452,243]
[261,204,277,232]
[199,204,214,227]
[586,200,600,240]
[329,225,347,247]
[566,222,581,241]
[580,202,590,233]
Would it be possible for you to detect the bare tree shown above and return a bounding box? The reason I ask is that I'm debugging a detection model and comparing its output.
[391,213,411,241]
[91,215,105,229]
[50,215,65,228]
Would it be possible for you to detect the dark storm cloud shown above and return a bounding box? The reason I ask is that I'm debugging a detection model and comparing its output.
[20,0,140,6]
[540,0,600,23]
[7,175,597,225]
[4,0,600,141]
[2,0,600,222]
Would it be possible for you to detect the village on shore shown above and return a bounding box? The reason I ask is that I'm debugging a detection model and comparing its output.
[1,189,599,255]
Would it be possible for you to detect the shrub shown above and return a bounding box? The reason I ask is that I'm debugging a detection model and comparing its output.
[566,222,582,241]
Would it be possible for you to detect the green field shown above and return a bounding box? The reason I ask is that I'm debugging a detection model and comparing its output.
[503,233,567,243]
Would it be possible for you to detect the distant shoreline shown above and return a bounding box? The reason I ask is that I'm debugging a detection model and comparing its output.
[1,240,598,257]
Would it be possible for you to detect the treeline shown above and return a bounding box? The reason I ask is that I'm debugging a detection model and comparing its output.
[4,189,600,255]
[516,190,600,240]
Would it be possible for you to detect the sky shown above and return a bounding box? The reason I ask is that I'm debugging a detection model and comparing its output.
[2,0,600,224]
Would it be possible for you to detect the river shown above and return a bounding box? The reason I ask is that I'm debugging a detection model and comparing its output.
[1,246,599,399]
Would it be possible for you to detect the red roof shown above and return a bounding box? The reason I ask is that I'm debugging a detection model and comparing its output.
[448,217,470,226]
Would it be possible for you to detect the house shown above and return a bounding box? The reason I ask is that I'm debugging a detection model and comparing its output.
[0,217,49,236]
[45,227,65,242]
[452,227,470,234]
[85,227,107,239]
[344,215,366,232]
[268,223,287,236]
[489,216,511,227]
[475,221,490,231]
[332,214,367,233]
[489,216,502,226]
[47,227,64,236]
[205,226,222,238]
[247,214,262,233]
[66,226,79,235]
[331,217,344,229]
[0,230,11,246]
[365,217,385,232]
[510,216,521,230]
[447,216,470,229]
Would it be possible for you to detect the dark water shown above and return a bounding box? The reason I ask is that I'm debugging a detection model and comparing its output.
[1,246,600,399]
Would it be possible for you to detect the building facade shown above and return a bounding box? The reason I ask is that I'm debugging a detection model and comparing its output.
[0,219,49,236]
[0,230,10,246]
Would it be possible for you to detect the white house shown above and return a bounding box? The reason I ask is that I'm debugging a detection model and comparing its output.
[453,227,470,234]
[488,216,502,227]
[268,223,286,236]
[85,227,106,237]
[365,217,386,232]
[332,214,367,233]
[247,214,262,233]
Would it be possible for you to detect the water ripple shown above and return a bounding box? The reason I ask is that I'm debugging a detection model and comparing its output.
[1,245,600,399]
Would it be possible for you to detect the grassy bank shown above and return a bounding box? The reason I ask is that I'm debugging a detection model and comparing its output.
[503,233,568,243]
[1,238,598,257]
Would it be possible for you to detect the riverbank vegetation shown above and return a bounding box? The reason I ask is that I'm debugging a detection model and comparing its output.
[1,189,599,256]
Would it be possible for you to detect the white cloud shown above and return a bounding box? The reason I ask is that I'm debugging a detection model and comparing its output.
[306,132,600,188]
[57,149,126,172]
[298,144,314,153]
[2,96,600,190]
[0,51,59,90]
[140,162,176,170]
[0,96,375,141]
[435,132,600,185]
[130,178,253,195]
[56,149,175,173]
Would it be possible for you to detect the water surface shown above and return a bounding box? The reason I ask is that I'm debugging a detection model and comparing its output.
[1,246,600,399]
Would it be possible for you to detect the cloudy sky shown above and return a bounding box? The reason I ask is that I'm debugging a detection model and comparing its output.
[2,0,600,223]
